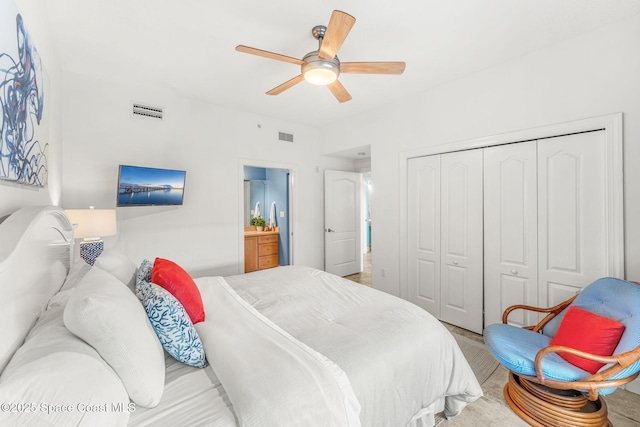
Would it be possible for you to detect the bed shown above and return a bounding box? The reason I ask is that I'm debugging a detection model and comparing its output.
[0,206,481,426]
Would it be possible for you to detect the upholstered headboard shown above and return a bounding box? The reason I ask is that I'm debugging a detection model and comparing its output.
[0,206,73,372]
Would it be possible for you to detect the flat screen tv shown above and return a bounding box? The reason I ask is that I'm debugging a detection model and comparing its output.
[116,165,186,207]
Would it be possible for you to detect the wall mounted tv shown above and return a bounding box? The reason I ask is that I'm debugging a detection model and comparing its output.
[117,165,186,207]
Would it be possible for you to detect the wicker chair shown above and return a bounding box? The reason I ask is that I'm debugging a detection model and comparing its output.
[484,277,640,427]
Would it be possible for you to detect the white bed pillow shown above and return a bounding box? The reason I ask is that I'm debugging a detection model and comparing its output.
[0,353,130,427]
[0,305,130,426]
[93,249,137,290]
[60,259,92,291]
[64,268,165,408]
[47,260,92,310]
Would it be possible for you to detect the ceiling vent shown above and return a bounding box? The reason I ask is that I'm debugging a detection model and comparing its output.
[132,103,163,120]
[278,131,294,142]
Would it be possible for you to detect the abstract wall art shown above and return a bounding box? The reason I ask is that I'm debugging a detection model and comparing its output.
[0,3,48,187]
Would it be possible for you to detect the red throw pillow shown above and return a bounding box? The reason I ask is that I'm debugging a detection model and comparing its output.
[151,258,205,324]
[549,306,625,374]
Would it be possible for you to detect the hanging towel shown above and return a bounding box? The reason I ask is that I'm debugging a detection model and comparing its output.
[253,202,261,219]
[269,201,277,228]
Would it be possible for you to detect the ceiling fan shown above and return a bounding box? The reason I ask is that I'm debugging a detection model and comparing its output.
[236,10,406,103]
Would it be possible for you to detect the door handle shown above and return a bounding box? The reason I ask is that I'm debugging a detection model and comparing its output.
[326,228,335,232]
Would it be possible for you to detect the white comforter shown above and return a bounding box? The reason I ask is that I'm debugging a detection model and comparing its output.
[195,276,361,427]
[196,266,482,427]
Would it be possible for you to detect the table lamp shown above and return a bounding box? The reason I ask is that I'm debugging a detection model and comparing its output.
[65,206,117,265]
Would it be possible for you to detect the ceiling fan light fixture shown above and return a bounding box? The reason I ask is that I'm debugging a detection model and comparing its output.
[302,52,339,86]
[304,67,337,85]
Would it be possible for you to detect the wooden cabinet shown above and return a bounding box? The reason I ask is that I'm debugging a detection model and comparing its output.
[245,233,279,273]
[244,236,259,272]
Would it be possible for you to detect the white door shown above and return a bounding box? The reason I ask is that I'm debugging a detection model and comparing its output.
[440,150,484,334]
[324,170,362,276]
[407,155,441,318]
[537,131,608,307]
[484,141,538,327]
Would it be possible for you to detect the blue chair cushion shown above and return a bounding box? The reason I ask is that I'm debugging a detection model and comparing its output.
[543,278,640,382]
[543,278,640,351]
[484,323,590,381]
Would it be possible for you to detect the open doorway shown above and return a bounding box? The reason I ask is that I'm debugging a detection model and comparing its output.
[241,162,293,273]
[343,171,372,286]
[323,145,372,286]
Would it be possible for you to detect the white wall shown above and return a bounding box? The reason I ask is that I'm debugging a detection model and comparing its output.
[322,13,640,296]
[60,71,353,276]
[6,5,639,288]
[0,0,62,216]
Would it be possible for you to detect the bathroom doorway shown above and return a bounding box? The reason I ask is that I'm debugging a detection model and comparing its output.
[242,164,292,269]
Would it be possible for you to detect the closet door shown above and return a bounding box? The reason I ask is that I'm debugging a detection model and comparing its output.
[440,150,484,334]
[407,155,441,318]
[537,131,608,307]
[484,141,538,327]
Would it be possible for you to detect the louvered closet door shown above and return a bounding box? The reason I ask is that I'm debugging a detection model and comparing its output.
[484,141,538,327]
[537,131,608,307]
[407,155,441,318]
[440,150,484,334]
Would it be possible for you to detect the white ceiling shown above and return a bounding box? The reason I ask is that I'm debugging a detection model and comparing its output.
[41,1,640,128]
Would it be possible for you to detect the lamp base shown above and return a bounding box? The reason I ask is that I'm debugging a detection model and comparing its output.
[80,240,104,266]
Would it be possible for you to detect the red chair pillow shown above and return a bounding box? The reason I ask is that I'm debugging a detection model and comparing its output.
[549,306,625,374]
[151,258,205,324]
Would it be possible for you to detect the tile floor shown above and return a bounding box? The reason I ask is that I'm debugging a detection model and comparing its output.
[343,251,372,286]
[343,259,640,426]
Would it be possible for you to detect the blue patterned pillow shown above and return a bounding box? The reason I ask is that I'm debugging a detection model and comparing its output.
[137,259,153,285]
[136,280,207,368]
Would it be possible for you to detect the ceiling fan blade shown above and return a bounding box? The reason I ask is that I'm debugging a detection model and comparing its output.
[236,45,304,65]
[318,10,356,60]
[340,62,406,74]
[327,80,352,103]
[266,74,305,96]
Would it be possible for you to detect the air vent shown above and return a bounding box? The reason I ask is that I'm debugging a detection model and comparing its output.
[132,103,163,120]
[278,131,294,142]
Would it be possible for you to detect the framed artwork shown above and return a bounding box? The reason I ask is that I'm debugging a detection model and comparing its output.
[0,2,48,187]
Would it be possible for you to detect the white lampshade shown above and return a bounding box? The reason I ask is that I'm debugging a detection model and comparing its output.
[303,67,338,85]
[65,207,117,240]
